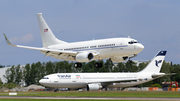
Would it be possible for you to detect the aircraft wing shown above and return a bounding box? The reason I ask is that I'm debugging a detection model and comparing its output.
[3,33,77,55]
[87,78,138,84]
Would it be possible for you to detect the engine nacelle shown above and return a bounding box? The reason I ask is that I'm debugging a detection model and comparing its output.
[76,52,94,62]
[110,56,128,62]
[87,84,102,91]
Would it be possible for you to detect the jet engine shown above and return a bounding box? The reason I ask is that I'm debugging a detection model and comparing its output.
[110,56,128,62]
[76,52,94,62]
[87,84,102,91]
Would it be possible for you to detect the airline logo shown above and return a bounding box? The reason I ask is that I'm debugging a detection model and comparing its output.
[57,75,71,79]
[155,60,162,67]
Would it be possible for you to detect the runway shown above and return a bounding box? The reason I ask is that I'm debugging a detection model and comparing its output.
[0,96,180,100]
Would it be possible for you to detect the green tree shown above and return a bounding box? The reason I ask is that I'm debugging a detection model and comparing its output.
[56,61,66,73]
[116,62,126,72]
[4,82,17,89]
[0,78,3,84]
[0,65,5,68]
[138,62,149,72]
[29,63,38,85]
[104,59,113,72]
[45,61,54,74]
[151,83,162,88]
[23,64,31,86]
[0,78,3,88]
[3,66,16,83]
[125,62,138,72]
[169,64,180,85]
[14,65,23,85]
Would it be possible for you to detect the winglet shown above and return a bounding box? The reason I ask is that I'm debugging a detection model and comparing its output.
[3,33,17,47]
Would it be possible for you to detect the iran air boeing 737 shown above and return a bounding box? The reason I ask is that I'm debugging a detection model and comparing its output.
[39,51,175,91]
[3,13,144,68]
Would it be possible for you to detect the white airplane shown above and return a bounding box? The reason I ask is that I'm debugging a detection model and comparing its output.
[3,13,144,68]
[39,51,175,91]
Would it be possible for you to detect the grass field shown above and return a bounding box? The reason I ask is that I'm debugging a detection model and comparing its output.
[0,99,140,101]
[0,91,180,98]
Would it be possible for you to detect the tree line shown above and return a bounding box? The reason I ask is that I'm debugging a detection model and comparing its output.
[2,59,180,88]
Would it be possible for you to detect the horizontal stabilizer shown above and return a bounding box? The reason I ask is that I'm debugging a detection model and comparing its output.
[152,73,176,78]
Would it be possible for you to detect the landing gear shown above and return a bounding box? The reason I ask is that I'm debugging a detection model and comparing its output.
[74,62,103,68]
[121,88,125,91]
[54,88,59,92]
[95,62,102,68]
[104,86,108,91]
[74,62,82,68]
[127,60,132,63]
[127,54,137,63]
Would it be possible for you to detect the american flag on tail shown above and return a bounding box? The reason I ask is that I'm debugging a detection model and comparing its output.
[44,29,48,32]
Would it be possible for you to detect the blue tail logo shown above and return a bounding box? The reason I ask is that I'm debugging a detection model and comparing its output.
[155,60,162,67]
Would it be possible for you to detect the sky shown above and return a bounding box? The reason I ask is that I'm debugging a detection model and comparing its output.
[1,0,180,66]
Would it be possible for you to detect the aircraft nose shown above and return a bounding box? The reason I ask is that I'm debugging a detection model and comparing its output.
[135,43,144,52]
[39,79,44,85]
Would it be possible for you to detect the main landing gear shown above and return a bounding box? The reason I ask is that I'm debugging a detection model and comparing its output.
[95,62,102,68]
[127,54,137,63]
[74,62,82,68]
[127,59,133,63]
[74,62,103,68]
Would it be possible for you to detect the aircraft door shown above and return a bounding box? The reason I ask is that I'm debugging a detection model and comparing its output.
[72,75,76,82]
[53,75,59,83]
[120,42,124,50]
[137,74,143,82]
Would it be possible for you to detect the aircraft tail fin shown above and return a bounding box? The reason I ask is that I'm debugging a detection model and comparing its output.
[37,13,67,47]
[139,50,167,73]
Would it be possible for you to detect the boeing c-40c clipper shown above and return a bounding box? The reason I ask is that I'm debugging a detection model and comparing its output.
[3,13,144,68]
[39,51,175,91]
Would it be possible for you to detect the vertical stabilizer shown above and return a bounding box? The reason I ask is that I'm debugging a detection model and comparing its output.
[139,51,167,73]
[37,13,67,47]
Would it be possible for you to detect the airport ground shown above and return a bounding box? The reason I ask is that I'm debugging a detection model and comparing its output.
[0,91,180,101]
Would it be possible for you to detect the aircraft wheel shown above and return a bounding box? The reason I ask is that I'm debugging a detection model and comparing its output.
[54,88,58,92]
[74,62,82,68]
[95,63,102,68]
[127,60,132,63]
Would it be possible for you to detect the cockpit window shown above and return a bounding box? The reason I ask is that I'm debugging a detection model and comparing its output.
[128,40,138,44]
[42,77,49,79]
[128,41,133,44]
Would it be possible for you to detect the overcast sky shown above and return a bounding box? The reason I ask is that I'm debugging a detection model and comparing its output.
[1,0,180,66]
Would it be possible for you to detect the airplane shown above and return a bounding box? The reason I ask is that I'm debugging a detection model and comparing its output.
[3,13,144,68]
[39,50,175,91]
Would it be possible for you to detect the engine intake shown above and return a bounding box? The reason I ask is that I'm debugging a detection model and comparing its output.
[76,52,94,62]
[87,84,102,91]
